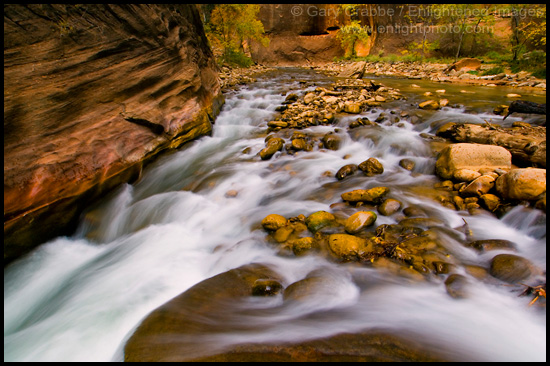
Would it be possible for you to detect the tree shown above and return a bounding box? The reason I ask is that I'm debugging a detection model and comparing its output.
[207,4,268,65]
[336,20,371,58]
[508,4,546,61]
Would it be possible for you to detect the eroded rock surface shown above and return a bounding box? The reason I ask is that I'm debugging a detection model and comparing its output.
[4,4,223,263]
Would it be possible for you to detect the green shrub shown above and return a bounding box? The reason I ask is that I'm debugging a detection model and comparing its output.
[221,49,254,68]
[480,66,505,76]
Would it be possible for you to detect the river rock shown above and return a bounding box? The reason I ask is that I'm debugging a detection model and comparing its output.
[489,254,534,283]
[284,93,299,103]
[305,211,336,232]
[336,164,358,180]
[399,159,415,171]
[418,100,440,110]
[290,138,308,151]
[495,168,546,200]
[344,101,362,114]
[321,132,341,150]
[252,279,284,296]
[287,237,315,256]
[445,274,470,299]
[268,121,289,129]
[337,61,366,79]
[466,239,516,252]
[378,198,402,216]
[303,92,316,104]
[260,137,284,160]
[327,233,368,259]
[344,211,377,234]
[453,169,481,182]
[458,175,495,197]
[435,143,511,180]
[261,214,288,231]
[341,187,390,204]
[358,158,384,176]
[479,194,501,211]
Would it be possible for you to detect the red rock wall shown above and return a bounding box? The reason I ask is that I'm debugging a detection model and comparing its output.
[4,4,223,263]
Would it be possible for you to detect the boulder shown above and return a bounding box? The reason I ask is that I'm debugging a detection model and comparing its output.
[444,58,481,73]
[337,61,367,79]
[495,168,546,200]
[435,143,511,180]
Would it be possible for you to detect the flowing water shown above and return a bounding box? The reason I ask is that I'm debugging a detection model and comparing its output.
[4,69,546,362]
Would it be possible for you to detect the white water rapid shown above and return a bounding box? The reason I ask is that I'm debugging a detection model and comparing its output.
[4,69,546,362]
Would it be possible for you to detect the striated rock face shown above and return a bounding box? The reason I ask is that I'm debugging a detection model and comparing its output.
[251,4,344,66]
[4,4,224,263]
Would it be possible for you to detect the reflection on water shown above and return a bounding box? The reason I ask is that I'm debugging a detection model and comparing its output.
[4,68,546,362]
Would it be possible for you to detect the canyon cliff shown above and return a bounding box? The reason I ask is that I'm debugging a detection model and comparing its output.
[250,4,423,66]
[4,4,223,264]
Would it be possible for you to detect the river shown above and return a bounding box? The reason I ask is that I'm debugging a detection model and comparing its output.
[4,68,546,362]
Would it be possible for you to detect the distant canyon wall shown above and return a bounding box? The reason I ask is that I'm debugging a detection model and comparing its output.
[4,4,223,263]
[250,4,421,66]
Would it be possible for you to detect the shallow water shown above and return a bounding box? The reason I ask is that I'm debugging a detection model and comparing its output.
[4,68,546,362]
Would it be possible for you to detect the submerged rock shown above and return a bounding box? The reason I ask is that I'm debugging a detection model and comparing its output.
[489,254,534,283]
[378,198,402,216]
[305,211,336,232]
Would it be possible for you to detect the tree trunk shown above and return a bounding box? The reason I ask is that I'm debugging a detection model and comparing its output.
[436,123,546,168]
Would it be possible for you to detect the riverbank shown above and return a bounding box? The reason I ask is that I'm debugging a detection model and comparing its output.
[220,59,546,92]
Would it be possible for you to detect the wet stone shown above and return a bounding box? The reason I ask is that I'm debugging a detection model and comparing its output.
[358,158,384,176]
[252,279,284,296]
[344,211,377,234]
[378,198,402,216]
[261,214,288,231]
[336,164,358,180]
[489,254,534,283]
[445,274,470,299]
[399,158,415,171]
[466,239,516,252]
[305,211,336,232]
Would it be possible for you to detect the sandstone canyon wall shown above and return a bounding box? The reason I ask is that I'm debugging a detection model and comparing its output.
[4,4,223,263]
[250,4,422,65]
